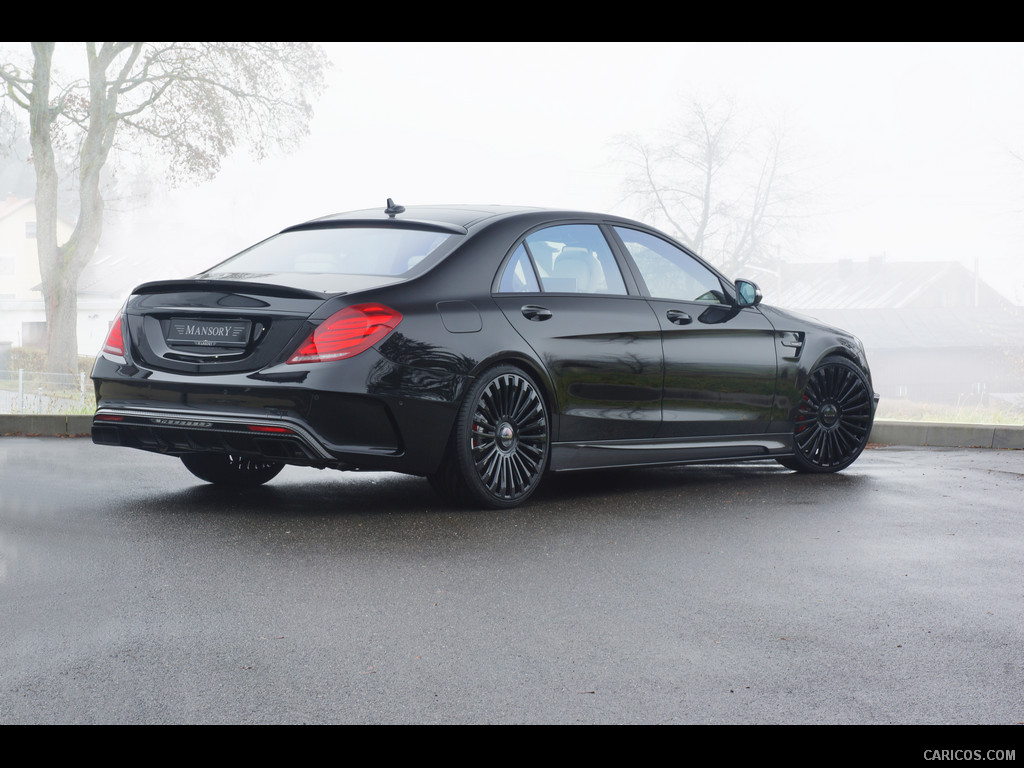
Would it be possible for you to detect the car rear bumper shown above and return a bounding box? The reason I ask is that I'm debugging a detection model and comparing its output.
[94,398,448,479]
[93,405,349,466]
[91,397,458,474]
[90,346,468,474]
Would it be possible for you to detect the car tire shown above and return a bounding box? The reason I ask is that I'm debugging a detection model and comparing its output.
[180,453,284,487]
[429,365,550,509]
[777,355,874,473]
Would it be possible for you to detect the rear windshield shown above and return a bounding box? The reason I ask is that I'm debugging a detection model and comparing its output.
[203,226,459,278]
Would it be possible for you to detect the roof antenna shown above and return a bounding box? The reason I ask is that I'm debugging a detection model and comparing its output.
[385,198,405,217]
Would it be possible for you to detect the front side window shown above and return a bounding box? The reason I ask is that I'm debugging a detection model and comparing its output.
[614,227,726,304]
[203,226,458,278]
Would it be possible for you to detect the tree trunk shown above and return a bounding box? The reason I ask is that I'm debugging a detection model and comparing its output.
[41,258,82,375]
[23,43,77,374]
[27,42,110,375]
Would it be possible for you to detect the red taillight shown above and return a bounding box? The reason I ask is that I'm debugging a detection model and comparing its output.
[287,303,402,365]
[101,315,126,360]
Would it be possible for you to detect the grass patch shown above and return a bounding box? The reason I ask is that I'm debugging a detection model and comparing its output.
[876,398,1024,426]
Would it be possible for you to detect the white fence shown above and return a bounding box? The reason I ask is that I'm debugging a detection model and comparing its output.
[0,370,95,414]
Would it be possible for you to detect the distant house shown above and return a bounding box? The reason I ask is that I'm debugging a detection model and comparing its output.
[770,258,1024,405]
[0,196,127,361]
[0,198,50,298]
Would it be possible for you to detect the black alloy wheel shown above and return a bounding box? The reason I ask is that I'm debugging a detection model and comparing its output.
[429,366,550,508]
[779,356,874,473]
[180,453,285,487]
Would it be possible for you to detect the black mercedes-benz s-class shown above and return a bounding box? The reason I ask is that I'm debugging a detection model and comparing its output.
[91,200,878,508]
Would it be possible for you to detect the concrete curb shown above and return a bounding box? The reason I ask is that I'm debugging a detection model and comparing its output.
[1,414,93,437]
[867,420,1024,450]
[1,414,1022,449]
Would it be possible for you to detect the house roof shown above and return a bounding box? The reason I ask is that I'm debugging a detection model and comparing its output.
[773,259,1013,311]
[77,250,142,297]
[769,259,1023,352]
[794,306,1024,351]
[0,196,34,221]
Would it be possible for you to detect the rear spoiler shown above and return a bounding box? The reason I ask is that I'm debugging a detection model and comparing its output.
[132,278,332,301]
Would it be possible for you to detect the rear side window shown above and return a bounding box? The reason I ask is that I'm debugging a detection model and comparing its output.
[497,224,627,295]
[204,227,457,277]
[498,244,541,293]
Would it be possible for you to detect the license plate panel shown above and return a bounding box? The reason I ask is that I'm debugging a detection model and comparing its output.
[167,318,251,347]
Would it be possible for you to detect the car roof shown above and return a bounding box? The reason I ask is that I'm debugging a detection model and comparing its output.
[289,203,629,235]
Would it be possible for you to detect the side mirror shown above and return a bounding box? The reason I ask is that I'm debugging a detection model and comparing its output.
[734,279,762,307]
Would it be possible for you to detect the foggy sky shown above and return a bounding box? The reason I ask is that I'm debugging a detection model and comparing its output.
[102,42,1024,303]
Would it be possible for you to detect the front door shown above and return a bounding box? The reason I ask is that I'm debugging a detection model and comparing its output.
[611,226,778,438]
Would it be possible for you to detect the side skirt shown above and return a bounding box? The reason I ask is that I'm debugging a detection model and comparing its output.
[549,433,793,472]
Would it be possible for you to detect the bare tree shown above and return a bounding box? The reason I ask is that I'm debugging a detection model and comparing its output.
[0,42,329,373]
[619,98,803,278]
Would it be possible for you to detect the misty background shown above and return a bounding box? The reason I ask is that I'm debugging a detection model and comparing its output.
[2,42,1022,421]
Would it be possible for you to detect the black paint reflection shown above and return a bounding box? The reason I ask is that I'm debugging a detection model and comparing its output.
[369,333,476,402]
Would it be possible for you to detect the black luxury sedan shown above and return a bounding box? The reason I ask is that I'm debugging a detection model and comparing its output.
[91,201,879,508]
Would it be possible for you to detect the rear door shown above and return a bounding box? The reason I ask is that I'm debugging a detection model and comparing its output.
[493,223,663,442]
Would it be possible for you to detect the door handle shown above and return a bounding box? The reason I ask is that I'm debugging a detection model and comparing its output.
[666,309,692,325]
[521,305,552,321]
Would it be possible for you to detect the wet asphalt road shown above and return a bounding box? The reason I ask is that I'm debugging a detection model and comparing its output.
[0,438,1021,724]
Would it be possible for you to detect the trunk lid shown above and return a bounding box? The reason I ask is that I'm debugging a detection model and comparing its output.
[124,279,332,375]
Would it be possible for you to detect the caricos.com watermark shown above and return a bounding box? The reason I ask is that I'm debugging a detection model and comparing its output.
[923,750,1016,761]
